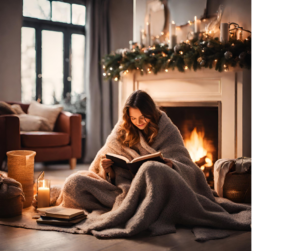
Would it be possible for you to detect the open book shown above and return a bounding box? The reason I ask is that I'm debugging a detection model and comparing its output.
[106,152,165,174]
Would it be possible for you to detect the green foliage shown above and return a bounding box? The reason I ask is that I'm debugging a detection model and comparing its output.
[102,35,251,80]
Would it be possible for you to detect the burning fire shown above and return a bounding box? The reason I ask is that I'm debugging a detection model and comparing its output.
[184,127,213,170]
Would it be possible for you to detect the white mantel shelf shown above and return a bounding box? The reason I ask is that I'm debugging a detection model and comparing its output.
[119,68,251,159]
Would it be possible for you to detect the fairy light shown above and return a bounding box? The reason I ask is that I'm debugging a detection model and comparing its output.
[148,71,152,74]
[167,59,171,62]
[103,65,105,69]
[126,70,129,73]
[202,50,204,52]
[188,20,191,25]
[185,66,188,70]
[108,73,111,76]
[103,73,106,76]
[231,43,234,46]
[179,51,183,55]
[151,53,155,56]
[215,59,218,62]
[109,67,113,70]
[114,77,118,81]
[141,69,143,72]
[161,32,164,35]
[224,64,226,67]
[165,69,168,72]
[147,68,150,71]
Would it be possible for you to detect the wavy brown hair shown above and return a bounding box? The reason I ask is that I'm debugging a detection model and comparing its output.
[117,90,162,147]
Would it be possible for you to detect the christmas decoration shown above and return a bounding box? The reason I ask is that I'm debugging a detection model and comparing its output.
[102,35,251,81]
[224,51,233,59]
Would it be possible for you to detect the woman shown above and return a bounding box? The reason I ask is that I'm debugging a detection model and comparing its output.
[48,90,250,241]
[99,90,173,182]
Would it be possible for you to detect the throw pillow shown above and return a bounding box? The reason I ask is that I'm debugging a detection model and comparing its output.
[27,101,63,131]
[18,114,52,132]
[0,101,17,115]
[11,104,26,115]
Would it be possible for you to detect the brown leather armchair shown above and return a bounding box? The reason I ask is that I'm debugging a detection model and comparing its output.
[0,102,81,169]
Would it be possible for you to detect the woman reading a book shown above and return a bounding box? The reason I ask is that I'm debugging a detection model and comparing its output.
[40,89,250,241]
[98,90,173,181]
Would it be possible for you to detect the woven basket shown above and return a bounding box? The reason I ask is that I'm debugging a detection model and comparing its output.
[223,172,251,203]
[7,150,36,208]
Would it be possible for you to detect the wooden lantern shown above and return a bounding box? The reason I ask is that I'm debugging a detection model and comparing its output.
[7,150,36,208]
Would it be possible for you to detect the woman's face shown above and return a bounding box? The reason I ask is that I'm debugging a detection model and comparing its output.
[128,107,150,130]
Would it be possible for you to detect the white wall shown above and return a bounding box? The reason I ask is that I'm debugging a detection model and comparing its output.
[0,0,22,101]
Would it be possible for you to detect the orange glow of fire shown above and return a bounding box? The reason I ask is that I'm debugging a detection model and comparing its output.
[184,127,213,170]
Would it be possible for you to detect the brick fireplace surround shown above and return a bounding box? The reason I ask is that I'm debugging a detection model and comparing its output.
[119,68,251,159]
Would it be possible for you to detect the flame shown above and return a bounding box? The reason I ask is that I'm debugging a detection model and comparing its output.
[184,127,213,170]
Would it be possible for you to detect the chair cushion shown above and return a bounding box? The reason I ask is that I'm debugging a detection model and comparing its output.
[28,101,63,131]
[21,132,70,148]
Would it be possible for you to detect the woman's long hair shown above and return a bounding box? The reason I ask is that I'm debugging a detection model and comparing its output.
[117,90,161,147]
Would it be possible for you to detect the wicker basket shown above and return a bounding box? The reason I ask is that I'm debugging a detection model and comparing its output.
[7,150,36,208]
[223,172,251,203]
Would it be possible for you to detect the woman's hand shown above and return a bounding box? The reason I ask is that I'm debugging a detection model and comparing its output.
[163,157,173,169]
[100,158,115,180]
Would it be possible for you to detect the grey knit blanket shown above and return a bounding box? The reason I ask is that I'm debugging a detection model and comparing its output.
[53,111,251,241]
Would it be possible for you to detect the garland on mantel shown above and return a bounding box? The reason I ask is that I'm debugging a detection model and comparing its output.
[102,36,251,81]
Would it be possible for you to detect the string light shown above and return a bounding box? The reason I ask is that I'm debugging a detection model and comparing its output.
[215,59,218,62]
[148,71,152,74]
[165,69,168,72]
[184,66,188,70]
[188,20,191,25]
[103,65,105,69]
[231,43,235,46]
[109,67,113,70]
[114,77,118,81]
[108,73,111,76]
[103,73,106,76]
[141,69,143,72]
[161,32,164,35]
[179,51,183,55]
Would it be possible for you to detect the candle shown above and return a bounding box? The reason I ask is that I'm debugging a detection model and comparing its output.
[140,29,144,47]
[169,21,177,49]
[220,23,229,44]
[146,22,151,47]
[194,16,200,33]
[37,179,50,208]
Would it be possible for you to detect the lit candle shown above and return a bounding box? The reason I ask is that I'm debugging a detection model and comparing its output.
[220,23,229,44]
[169,21,177,49]
[37,179,50,208]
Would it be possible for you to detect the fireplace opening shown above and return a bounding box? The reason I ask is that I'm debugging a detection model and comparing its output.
[159,104,220,188]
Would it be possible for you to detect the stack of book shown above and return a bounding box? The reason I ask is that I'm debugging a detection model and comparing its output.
[36,206,87,226]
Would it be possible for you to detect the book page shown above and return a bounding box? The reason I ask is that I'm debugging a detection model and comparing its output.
[131,152,163,163]
[106,153,130,163]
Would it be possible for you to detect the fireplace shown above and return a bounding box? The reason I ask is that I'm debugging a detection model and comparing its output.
[158,102,220,187]
[118,68,251,164]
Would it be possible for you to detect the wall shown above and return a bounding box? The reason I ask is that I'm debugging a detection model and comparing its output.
[133,0,251,42]
[0,0,22,101]
[110,0,133,125]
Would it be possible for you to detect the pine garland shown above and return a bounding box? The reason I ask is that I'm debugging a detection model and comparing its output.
[102,36,251,81]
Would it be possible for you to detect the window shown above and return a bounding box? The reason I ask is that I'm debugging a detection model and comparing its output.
[21,0,86,110]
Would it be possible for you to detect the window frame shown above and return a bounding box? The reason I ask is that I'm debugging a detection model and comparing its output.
[22,2,85,103]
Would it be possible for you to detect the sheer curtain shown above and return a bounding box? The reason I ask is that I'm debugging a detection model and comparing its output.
[84,0,115,162]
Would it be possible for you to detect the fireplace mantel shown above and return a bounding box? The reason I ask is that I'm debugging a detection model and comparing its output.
[118,68,251,159]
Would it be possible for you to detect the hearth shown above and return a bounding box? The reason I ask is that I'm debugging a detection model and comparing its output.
[158,102,220,187]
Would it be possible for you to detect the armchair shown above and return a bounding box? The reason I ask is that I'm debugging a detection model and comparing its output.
[0,102,81,169]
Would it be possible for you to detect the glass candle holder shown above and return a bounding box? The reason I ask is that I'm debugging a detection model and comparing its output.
[37,179,50,208]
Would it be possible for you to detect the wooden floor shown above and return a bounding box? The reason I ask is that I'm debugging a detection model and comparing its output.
[0,163,251,251]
